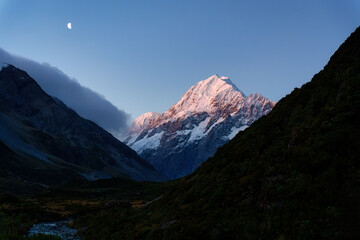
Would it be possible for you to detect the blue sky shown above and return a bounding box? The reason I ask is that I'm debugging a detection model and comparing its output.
[0,0,359,119]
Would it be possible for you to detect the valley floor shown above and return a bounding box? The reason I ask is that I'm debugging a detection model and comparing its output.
[0,178,176,240]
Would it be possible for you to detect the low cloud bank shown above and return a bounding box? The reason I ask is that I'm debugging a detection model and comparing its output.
[0,48,130,135]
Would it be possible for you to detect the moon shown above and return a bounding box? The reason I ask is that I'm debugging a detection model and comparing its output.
[67,22,72,30]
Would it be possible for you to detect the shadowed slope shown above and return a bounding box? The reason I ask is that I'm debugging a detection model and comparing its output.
[0,65,165,192]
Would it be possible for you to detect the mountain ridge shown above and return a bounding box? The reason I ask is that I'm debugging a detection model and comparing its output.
[0,64,165,191]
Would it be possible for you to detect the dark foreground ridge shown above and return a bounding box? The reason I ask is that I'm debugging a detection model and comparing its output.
[74,27,360,239]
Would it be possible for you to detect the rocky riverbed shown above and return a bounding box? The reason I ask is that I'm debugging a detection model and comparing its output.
[28,220,81,240]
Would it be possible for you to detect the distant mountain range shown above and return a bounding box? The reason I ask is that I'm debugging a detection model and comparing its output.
[123,74,275,179]
[0,64,164,191]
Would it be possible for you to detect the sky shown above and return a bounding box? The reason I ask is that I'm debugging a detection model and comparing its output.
[0,0,359,125]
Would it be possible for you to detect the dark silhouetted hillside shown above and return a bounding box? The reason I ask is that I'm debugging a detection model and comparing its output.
[76,26,360,240]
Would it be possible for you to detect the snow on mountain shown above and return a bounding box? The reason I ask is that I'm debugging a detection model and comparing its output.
[164,74,246,119]
[224,125,248,140]
[129,112,161,134]
[124,74,276,179]
[132,131,164,153]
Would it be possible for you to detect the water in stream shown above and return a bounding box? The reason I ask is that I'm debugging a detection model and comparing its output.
[28,220,81,240]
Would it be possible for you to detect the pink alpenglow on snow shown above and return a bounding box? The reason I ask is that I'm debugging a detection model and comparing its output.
[123,74,276,179]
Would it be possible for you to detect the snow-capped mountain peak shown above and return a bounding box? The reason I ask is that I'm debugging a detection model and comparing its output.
[164,74,246,120]
[130,112,161,132]
[192,74,243,96]
[124,74,276,179]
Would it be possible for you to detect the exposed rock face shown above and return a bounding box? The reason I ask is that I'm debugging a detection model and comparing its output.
[0,64,165,186]
[123,74,275,179]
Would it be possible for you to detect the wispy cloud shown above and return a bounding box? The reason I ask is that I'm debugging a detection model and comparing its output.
[0,48,130,135]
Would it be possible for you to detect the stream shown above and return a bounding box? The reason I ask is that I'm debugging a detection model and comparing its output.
[28,219,81,240]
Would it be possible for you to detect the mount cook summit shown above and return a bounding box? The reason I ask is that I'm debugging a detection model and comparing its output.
[123,74,276,179]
